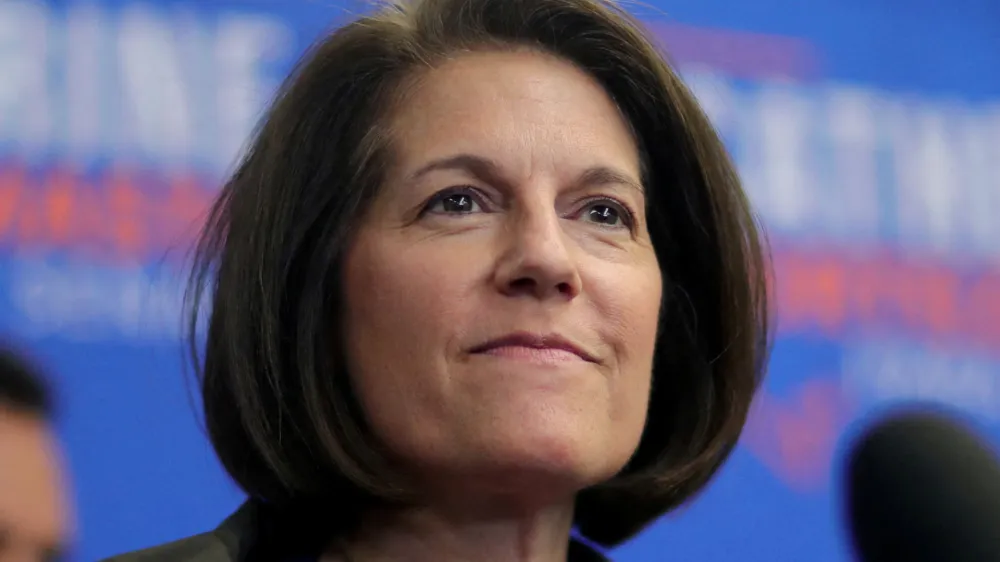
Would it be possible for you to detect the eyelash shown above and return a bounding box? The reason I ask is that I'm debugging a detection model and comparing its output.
[421,186,492,215]
[579,196,637,231]
[420,187,637,231]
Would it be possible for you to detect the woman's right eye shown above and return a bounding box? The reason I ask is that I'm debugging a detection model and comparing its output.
[423,188,485,215]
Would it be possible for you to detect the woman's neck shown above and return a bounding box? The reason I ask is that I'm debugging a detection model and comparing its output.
[329,497,576,562]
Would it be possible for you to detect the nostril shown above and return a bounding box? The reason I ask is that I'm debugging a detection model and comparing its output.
[507,277,537,293]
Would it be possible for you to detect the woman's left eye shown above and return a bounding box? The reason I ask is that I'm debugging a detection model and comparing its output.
[577,199,634,230]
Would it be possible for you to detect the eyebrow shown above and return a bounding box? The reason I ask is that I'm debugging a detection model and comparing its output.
[408,153,644,194]
[410,154,507,187]
[577,165,645,195]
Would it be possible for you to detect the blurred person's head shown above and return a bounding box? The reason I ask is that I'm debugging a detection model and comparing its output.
[0,349,70,562]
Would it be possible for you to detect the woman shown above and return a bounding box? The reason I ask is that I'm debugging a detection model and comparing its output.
[107,0,770,560]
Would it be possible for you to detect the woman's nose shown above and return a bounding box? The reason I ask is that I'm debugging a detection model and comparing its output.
[492,207,582,301]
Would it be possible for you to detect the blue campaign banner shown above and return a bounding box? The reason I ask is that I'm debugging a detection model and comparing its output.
[0,0,998,560]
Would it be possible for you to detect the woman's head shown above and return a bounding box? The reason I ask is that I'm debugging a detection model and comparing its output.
[190,0,770,547]
[344,48,660,499]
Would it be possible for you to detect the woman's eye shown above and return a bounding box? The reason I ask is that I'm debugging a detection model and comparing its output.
[424,189,484,215]
[579,200,633,229]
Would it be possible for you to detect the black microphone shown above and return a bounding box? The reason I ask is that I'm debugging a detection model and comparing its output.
[845,408,1000,561]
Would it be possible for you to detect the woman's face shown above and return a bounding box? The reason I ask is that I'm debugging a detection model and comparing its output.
[342,50,662,498]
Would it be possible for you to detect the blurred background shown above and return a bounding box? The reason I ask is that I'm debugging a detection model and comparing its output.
[0,0,998,560]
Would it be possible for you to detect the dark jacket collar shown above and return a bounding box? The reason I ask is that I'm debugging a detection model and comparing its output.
[211,500,611,562]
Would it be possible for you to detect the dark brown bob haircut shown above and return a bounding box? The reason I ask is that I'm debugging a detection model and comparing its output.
[187,0,771,549]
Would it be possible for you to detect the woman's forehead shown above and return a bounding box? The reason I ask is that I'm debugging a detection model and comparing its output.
[385,51,642,182]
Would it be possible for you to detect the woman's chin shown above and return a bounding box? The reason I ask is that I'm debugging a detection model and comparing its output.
[421,431,634,502]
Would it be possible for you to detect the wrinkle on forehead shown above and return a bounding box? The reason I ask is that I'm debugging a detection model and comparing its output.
[385,50,642,188]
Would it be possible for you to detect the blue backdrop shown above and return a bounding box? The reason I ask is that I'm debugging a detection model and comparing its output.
[1,0,999,560]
